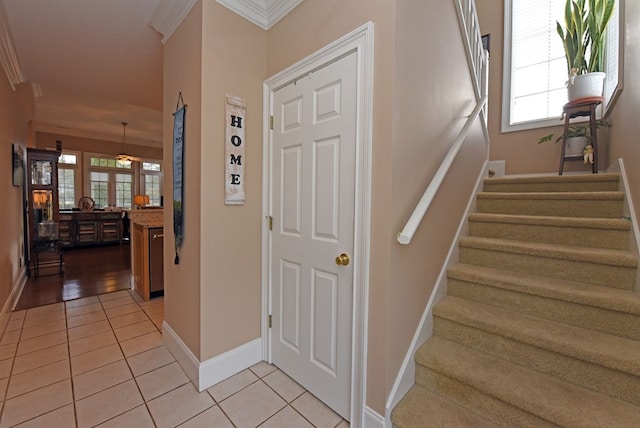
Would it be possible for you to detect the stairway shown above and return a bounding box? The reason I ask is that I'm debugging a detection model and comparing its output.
[391,173,640,427]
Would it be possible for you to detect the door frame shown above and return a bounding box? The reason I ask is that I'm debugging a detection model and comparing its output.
[261,22,374,426]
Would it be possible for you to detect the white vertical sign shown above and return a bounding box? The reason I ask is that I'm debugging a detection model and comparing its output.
[225,94,246,205]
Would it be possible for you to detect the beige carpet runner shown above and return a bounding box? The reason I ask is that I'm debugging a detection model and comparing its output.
[392,173,640,427]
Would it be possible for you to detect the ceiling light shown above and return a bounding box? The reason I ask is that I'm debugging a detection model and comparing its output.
[116,121,133,162]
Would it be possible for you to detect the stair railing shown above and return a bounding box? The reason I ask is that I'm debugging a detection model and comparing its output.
[396,0,489,245]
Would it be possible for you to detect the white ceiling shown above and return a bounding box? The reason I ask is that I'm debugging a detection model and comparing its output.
[0,0,303,149]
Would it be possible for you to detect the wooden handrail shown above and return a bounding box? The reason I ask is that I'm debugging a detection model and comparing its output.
[397,95,487,245]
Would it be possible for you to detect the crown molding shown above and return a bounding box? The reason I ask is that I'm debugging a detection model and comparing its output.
[215,0,304,30]
[149,0,199,45]
[0,1,25,89]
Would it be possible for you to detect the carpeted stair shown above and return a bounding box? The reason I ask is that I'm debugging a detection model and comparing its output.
[392,173,640,427]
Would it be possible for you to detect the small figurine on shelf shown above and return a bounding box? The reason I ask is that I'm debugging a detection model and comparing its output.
[583,144,594,164]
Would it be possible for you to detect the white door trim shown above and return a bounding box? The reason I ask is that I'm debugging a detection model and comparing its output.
[262,22,374,426]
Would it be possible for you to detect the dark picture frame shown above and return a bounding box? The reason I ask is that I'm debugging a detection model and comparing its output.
[12,143,25,187]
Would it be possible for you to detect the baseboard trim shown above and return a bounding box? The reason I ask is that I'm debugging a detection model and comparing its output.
[162,321,262,392]
[0,270,27,336]
[363,406,385,428]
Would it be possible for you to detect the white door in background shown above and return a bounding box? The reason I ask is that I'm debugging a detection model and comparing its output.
[270,51,357,420]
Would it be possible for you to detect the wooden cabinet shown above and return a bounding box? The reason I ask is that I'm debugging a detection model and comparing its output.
[26,148,61,276]
[58,212,123,247]
[132,222,164,300]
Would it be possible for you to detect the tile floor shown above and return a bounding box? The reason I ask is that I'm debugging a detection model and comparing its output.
[0,290,349,427]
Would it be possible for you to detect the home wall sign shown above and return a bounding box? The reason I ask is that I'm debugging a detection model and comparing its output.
[225,94,246,205]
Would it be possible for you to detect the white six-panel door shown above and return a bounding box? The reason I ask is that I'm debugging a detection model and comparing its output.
[270,51,357,420]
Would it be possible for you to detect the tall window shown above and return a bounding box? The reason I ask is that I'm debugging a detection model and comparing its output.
[90,172,109,208]
[115,174,133,209]
[142,161,162,206]
[87,155,133,209]
[503,0,622,132]
[58,151,79,209]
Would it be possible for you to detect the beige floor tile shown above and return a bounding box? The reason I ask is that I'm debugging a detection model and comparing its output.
[219,381,287,428]
[108,310,150,329]
[207,369,259,402]
[260,405,314,428]
[6,359,70,399]
[73,359,133,400]
[66,302,104,318]
[66,310,107,329]
[9,310,26,321]
[263,369,305,403]
[147,383,214,428]
[25,302,64,316]
[12,404,75,428]
[336,420,350,427]
[119,331,162,357]
[0,358,13,379]
[67,319,111,342]
[22,310,65,328]
[70,343,123,376]
[142,305,164,319]
[99,290,132,302]
[75,379,144,428]
[20,319,66,341]
[0,376,9,401]
[291,392,343,428]
[126,346,175,377]
[12,343,68,375]
[250,361,278,378]
[151,316,164,330]
[0,343,17,361]
[0,379,73,428]
[69,330,117,357]
[0,330,21,346]
[105,303,143,319]
[137,296,163,308]
[178,405,234,427]
[65,295,100,309]
[100,295,136,310]
[5,318,24,332]
[96,404,155,428]
[113,319,157,342]
[136,361,189,401]
[16,330,67,356]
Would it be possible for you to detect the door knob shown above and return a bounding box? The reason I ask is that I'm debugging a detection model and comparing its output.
[335,253,350,266]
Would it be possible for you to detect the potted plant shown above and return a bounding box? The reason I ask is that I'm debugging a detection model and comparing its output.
[557,0,616,101]
[538,119,611,155]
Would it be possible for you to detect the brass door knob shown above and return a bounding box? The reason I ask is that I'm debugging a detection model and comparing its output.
[335,253,350,266]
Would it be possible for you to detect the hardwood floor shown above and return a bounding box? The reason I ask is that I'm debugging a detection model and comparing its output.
[16,243,132,310]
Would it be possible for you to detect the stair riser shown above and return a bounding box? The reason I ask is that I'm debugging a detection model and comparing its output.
[415,366,556,428]
[483,181,619,193]
[433,318,640,407]
[448,279,640,340]
[469,220,630,250]
[459,246,637,290]
[477,198,623,218]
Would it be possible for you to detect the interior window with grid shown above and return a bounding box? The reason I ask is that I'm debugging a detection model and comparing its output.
[142,162,162,206]
[58,168,75,209]
[90,172,109,208]
[116,173,133,209]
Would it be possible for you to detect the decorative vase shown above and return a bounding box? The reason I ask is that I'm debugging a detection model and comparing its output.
[568,72,606,102]
[565,136,589,156]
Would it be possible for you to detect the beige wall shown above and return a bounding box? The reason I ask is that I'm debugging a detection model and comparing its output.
[163,0,268,361]
[608,0,640,221]
[0,79,35,315]
[163,1,204,358]
[36,132,162,161]
[199,1,266,360]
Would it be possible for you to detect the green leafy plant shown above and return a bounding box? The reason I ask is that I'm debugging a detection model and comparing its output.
[537,119,611,144]
[557,0,616,77]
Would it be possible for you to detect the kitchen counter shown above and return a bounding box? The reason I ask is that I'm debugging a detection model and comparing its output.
[130,210,164,300]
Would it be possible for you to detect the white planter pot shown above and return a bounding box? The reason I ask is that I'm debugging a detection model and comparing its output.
[565,136,589,156]
[568,72,606,102]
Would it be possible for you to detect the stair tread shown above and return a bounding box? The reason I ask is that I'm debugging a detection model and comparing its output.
[459,236,638,267]
[484,173,620,186]
[468,212,631,230]
[418,336,640,427]
[477,191,624,200]
[433,296,640,376]
[391,385,495,428]
[448,263,640,315]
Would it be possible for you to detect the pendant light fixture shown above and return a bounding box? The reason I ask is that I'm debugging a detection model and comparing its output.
[116,121,133,162]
